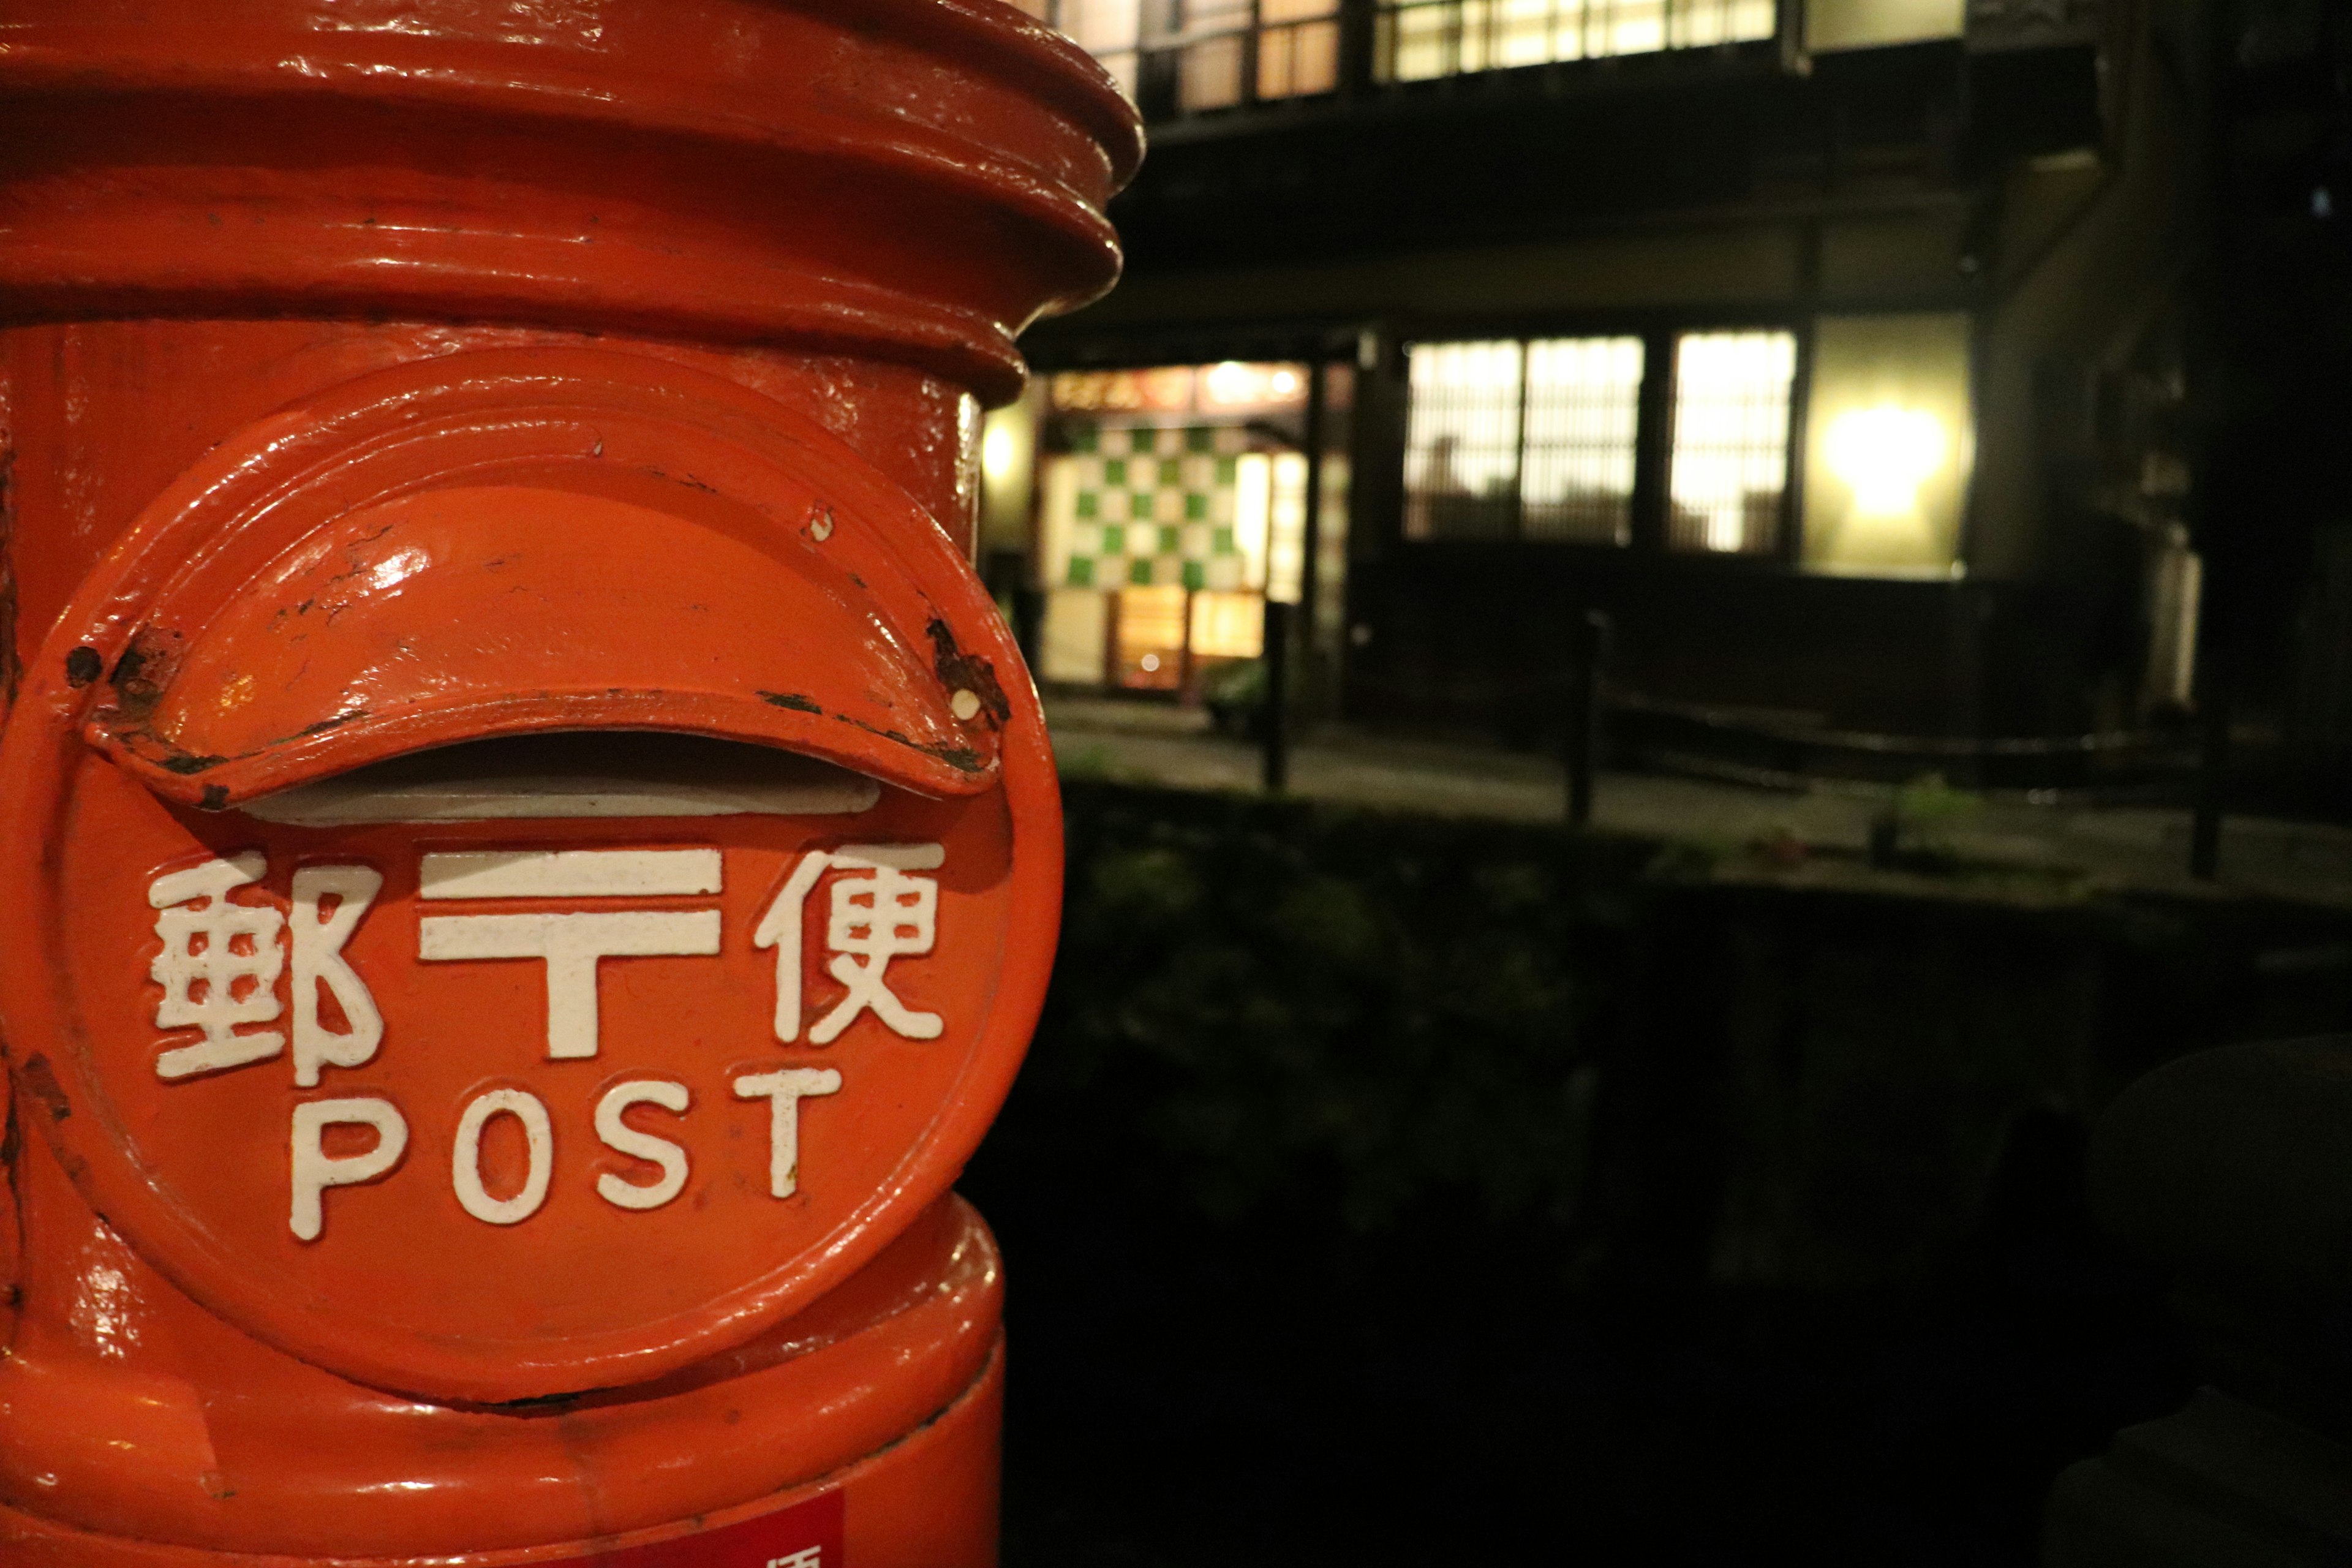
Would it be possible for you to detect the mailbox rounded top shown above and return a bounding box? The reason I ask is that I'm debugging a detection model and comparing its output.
[0,0,1142,404]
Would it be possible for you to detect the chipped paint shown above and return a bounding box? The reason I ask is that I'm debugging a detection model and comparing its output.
[17,1055,68,1123]
[834,712,984,775]
[924,620,1011,729]
[104,626,186,720]
[757,691,823,714]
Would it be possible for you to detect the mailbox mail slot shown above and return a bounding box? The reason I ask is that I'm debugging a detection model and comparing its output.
[0,2,1139,1560]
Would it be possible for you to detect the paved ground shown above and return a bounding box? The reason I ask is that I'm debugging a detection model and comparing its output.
[1046,695,2352,907]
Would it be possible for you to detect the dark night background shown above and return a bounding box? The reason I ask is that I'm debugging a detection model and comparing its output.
[962,0,2352,1553]
[965,784,2350,1562]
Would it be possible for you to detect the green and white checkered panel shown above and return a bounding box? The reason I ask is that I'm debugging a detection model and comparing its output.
[1060,425,1253,592]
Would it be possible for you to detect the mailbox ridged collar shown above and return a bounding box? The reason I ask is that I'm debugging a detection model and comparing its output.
[0,0,1143,404]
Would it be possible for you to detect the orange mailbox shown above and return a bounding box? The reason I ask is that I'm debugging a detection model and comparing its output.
[0,5,1139,1564]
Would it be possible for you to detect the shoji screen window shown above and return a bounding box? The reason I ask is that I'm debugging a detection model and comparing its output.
[1404,340,1523,540]
[1259,0,1343,99]
[1377,0,1775,82]
[1522,336,1645,545]
[1665,330,1798,556]
[1173,0,1342,110]
[1404,336,1643,545]
[1060,0,1144,97]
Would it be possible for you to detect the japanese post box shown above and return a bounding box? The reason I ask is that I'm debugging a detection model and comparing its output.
[0,4,1139,1564]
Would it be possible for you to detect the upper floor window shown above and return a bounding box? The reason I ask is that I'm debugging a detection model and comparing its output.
[1174,0,1344,110]
[1009,0,1341,107]
[1375,0,1776,81]
[1052,0,1147,97]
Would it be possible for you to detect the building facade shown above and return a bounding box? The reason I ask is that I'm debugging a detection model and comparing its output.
[986,0,2201,777]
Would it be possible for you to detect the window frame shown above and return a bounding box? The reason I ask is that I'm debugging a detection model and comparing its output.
[1371,0,1782,85]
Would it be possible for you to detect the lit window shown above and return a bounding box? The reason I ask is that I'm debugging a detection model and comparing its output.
[1665,331,1797,556]
[1376,0,1774,82]
[1192,590,1270,658]
[1801,313,1972,575]
[1259,0,1344,98]
[1179,0,1255,110]
[1028,0,1339,110]
[1523,336,1646,544]
[1115,585,1189,689]
[1172,0,1343,110]
[1404,340,1526,541]
[1058,0,1144,98]
[1404,336,1644,544]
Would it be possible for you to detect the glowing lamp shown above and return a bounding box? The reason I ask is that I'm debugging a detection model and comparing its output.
[1824,404,1947,518]
[982,420,1018,487]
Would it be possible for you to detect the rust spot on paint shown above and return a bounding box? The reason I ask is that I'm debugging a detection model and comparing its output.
[105,626,187,720]
[85,627,242,780]
[64,646,102,687]
[757,690,823,714]
[18,1056,69,1123]
[199,785,229,812]
[925,619,1011,728]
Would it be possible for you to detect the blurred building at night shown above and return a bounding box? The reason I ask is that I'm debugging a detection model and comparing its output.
[979,0,2239,778]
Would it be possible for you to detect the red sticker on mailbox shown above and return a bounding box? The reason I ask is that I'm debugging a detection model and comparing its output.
[542,1488,842,1567]
[0,350,1063,1405]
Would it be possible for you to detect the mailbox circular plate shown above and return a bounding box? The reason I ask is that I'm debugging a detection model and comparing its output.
[0,350,1060,1403]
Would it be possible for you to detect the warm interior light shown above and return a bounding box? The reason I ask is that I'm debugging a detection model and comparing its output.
[981,420,1018,487]
[1824,405,1947,518]
[1204,360,1253,406]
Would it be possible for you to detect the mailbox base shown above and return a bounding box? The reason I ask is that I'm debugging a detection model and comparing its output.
[0,1337,1001,1568]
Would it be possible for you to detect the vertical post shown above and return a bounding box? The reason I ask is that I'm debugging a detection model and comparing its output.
[2191,649,2230,880]
[1178,587,1198,703]
[1262,598,1294,793]
[1340,0,1379,97]
[1243,0,1262,107]
[1101,586,1123,690]
[1298,358,1330,712]
[1630,329,1676,554]
[1567,608,1610,826]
